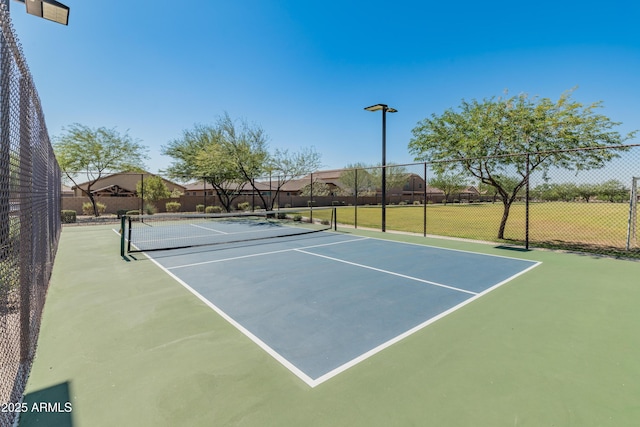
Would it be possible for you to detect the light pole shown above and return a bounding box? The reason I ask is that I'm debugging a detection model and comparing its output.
[364,103,397,232]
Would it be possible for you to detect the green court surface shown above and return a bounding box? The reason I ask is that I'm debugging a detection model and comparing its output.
[19,225,640,426]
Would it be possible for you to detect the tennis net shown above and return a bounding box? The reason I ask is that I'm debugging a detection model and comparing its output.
[120,207,336,255]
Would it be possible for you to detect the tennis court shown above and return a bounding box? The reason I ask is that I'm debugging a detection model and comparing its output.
[131,217,539,387]
[18,221,640,426]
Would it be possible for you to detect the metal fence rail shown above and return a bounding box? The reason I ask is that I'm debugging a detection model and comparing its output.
[0,5,61,426]
[63,144,639,259]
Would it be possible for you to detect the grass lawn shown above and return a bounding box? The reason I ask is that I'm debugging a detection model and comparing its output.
[309,202,638,255]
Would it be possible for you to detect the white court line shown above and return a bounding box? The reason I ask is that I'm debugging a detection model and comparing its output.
[295,249,478,296]
[360,233,539,263]
[142,253,318,388]
[190,223,228,234]
[167,237,370,270]
[310,261,542,386]
[136,228,543,388]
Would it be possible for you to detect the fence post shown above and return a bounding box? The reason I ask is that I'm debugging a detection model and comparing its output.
[525,154,530,250]
[627,177,638,250]
[310,172,313,223]
[423,162,427,237]
[202,179,206,210]
[354,168,358,229]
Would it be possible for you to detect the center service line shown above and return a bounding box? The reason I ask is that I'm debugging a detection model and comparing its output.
[294,249,478,296]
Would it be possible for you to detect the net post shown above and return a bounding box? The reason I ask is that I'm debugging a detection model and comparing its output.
[127,216,132,253]
[333,207,337,231]
[120,215,126,257]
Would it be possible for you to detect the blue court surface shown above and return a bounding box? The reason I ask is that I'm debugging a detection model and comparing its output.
[142,232,540,387]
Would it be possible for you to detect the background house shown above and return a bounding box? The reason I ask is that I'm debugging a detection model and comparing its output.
[72,172,185,197]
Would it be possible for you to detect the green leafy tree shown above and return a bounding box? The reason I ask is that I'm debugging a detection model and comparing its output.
[299,181,331,197]
[479,175,527,202]
[554,183,580,202]
[163,113,321,211]
[409,90,635,239]
[338,163,378,196]
[428,171,468,204]
[369,164,410,200]
[597,179,628,202]
[532,182,576,201]
[136,176,171,210]
[575,183,598,202]
[532,183,559,201]
[163,122,247,212]
[54,124,148,216]
[261,147,322,210]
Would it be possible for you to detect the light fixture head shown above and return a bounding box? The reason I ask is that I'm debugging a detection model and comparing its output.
[364,104,397,113]
[14,0,70,26]
[364,104,386,112]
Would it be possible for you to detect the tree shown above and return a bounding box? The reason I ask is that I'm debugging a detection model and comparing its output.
[163,113,322,211]
[368,163,410,201]
[338,163,378,196]
[409,90,636,239]
[260,147,322,210]
[136,176,171,210]
[554,183,580,202]
[428,171,468,204]
[162,122,247,212]
[299,181,331,197]
[54,124,148,216]
[575,183,598,202]
[597,179,628,202]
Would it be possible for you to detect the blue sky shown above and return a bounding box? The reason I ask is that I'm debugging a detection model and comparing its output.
[9,0,640,174]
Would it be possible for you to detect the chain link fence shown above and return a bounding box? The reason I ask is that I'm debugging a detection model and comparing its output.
[327,145,639,258]
[0,5,61,426]
[63,145,638,259]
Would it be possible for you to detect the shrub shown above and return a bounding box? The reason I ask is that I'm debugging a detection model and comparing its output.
[205,205,223,213]
[413,201,421,205]
[145,204,157,215]
[276,212,287,220]
[126,210,140,216]
[293,214,302,222]
[196,204,205,213]
[237,202,250,211]
[284,204,291,208]
[116,209,129,218]
[82,202,93,215]
[61,210,76,224]
[166,201,181,212]
[82,202,106,215]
